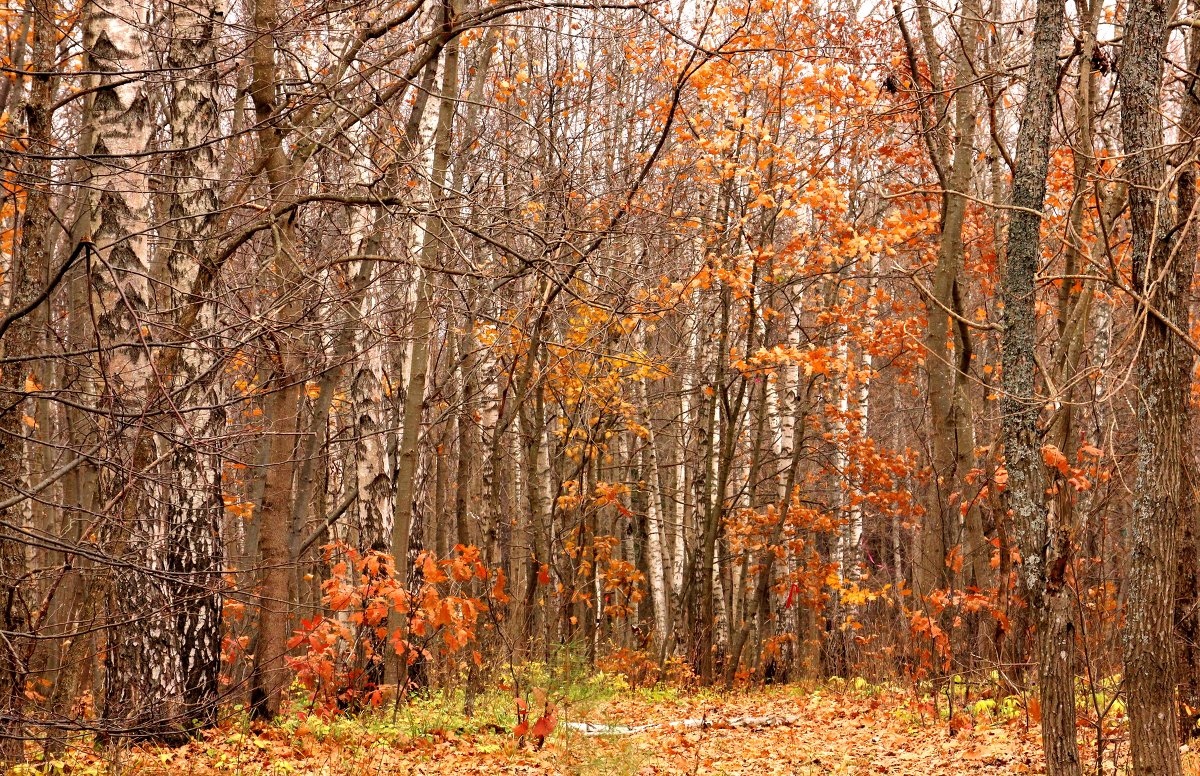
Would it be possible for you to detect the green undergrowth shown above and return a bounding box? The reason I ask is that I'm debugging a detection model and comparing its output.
[275,649,638,744]
[896,671,1136,729]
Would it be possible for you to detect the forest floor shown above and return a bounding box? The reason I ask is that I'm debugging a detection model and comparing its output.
[26,681,1200,775]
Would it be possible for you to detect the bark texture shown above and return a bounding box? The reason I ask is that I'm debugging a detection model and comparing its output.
[1118,0,1188,771]
[163,0,226,729]
[997,0,1076,772]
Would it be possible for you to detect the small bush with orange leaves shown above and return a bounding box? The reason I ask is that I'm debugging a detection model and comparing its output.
[286,542,510,715]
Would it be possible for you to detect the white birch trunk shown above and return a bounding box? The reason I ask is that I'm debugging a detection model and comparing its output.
[639,376,670,643]
[78,0,182,734]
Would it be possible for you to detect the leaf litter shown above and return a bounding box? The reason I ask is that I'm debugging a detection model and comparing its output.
[48,687,1061,774]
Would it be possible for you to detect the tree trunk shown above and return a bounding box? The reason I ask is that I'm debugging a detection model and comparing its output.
[393,2,458,581]
[74,0,192,739]
[0,0,56,759]
[1118,0,1188,771]
[915,0,979,601]
[247,0,304,718]
[1174,2,1200,741]
[162,0,226,729]
[998,0,1076,771]
[639,378,670,648]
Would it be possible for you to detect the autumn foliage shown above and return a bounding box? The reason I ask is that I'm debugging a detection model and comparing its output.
[4,0,1200,771]
[285,543,508,714]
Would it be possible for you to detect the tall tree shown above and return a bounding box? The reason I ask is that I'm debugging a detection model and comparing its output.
[998,0,1076,770]
[161,0,227,728]
[1118,0,1188,771]
[0,0,57,760]
[894,0,983,602]
[245,0,304,718]
[1174,2,1200,740]
[74,0,189,739]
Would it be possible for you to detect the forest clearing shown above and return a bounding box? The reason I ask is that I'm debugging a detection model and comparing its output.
[17,681,1065,774]
[6,0,1200,769]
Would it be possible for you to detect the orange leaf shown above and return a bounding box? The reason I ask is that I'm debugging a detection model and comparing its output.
[531,705,558,739]
[1040,444,1069,475]
[422,554,446,583]
[435,600,454,627]
[491,568,511,604]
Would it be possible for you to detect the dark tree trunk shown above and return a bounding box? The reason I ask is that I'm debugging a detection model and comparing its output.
[1174,2,1200,743]
[997,0,1077,773]
[246,0,304,716]
[1118,0,1190,771]
[0,0,56,760]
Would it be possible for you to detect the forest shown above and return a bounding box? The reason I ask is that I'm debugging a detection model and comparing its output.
[0,0,1198,771]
